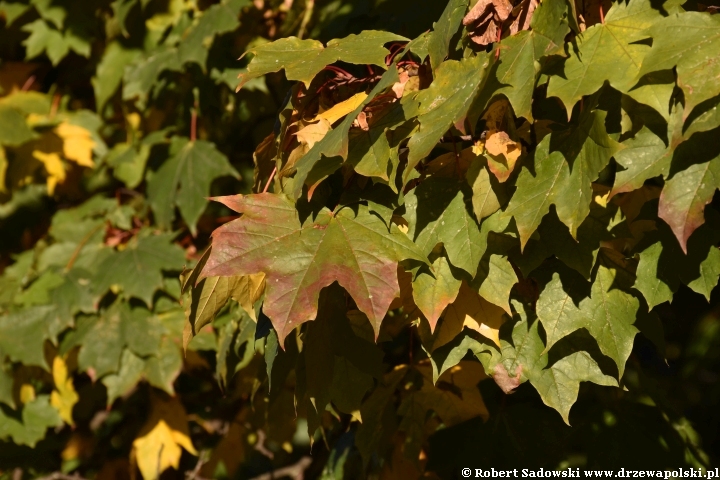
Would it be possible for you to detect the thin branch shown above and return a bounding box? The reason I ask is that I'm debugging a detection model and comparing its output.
[65,222,105,272]
[249,456,312,480]
[37,473,89,480]
[297,0,314,40]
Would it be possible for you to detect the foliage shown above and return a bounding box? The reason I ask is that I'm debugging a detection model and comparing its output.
[0,0,720,478]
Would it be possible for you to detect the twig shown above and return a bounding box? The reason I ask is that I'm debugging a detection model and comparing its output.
[65,222,105,272]
[599,3,605,24]
[185,450,210,480]
[297,0,314,40]
[249,456,312,480]
[262,166,277,193]
[21,76,36,91]
[37,473,89,480]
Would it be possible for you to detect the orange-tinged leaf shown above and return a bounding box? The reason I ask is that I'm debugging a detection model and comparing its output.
[56,122,95,168]
[50,356,78,425]
[201,194,427,345]
[484,130,521,182]
[296,119,331,149]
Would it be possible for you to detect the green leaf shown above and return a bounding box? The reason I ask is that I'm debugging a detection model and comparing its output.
[547,0,664,117]
[427,0,468,72]
[92,232,186,307]
[489,0,570,120]
[0,395,63,447]
[625,70,675,121]
[684,96,720,140]
[635,241,675,309]
[0,1,31,25]
[178,0,248,69]
[473,254,518,314]
[412,256,462,330]
[0,104,35,146]
[0,306,71,369]
[610,126,670,198]
[22,18,90,65]
[466,157,506,221]
[147,137,238,235]
[638,12,720,117]
[537,263,639,377]
[122,48,181,107]
[404,177,482,276]
[237,30,407,90]
[635,209,720,307]
[579,265,639,377]
[530,350,617,425]
[504,109,620,248]
[201,194,426,345]
[407,54,491,173]
[346,128,392,181]
[92,42,142,111]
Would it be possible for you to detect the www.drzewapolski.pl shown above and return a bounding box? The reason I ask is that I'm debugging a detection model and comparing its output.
[461,468,720,478]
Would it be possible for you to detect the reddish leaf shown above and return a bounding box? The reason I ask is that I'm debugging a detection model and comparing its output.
[201,193,426,345]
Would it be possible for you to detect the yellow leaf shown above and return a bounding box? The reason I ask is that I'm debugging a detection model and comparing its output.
[19,384,36,404]
[295,118,331,149]
[313,92,367,124]
[231,273,266,322]
[471,140,485,155]
[32,150,65,195]
[445,281,506,347]
[132,395,197,480]
[50,356,79,425]
[56,122,95,168]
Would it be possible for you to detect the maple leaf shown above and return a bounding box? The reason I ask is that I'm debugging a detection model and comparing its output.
[407,54,491,174]
[0,395,63,447]
[411,256,462,330]
[147,136,239,235]
[503,109,620,248]
[201,193,427,345]
[547,0,666,118]
[236,31,407,90]
[132,395,197,480]
[638,12,720,118]
[428,0,469,71]
[92,232,186,307]
[481,0,569,120]
[404,177,483,276]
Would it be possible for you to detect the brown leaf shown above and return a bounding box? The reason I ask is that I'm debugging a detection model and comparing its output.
[463,0,513,25]
[508,0,538,35]
[492,363,522,394]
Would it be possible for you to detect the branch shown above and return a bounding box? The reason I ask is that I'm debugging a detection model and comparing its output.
[249,456,312,480]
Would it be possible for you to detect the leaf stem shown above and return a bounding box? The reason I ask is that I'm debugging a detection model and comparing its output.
[262,166,277,193]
